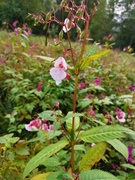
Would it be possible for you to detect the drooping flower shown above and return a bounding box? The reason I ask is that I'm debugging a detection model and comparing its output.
[50,57,68,85]
[95,77,101,86]
[25,119,41,131]
[63,18,75,33]
[25,118,54,132]
[115,108,126,122]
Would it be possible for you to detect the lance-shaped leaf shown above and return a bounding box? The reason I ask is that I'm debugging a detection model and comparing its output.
[107,139,128,159]
[83,44,98,58]
[30,172,50,180]
[79,170,119,180]
[80,125,135,143]
[79,142,107,171]
[23,140,68,179]
[76,49,110,69]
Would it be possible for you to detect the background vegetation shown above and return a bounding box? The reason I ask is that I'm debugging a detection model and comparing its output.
[0,0,135,51]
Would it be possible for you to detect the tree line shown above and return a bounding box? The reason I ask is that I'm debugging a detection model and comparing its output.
[0,0,135,52]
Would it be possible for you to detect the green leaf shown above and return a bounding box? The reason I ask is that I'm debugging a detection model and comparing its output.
[23,140,68,179]
[65,112,80,131]
[38,110,55,121]
[34,55,54,62]
[80,125,135,143]
[83,44,98,58]
[30,172,50,180]
[74,145,86,152]
[0,133,14,144]
[76,49,110,69]
[121,163,135,170]
[107,139,128,159]
[79,170,119,180]
[79,142,107,171]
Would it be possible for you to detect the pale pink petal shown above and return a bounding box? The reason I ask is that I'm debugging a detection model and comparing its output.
[63,18,71,33]
[50,67,66,85]
[25,119,41,131]
[54,57,68,70]
[25,124,39,131]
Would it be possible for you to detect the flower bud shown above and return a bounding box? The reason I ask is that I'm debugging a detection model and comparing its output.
[60,0,67,6]
[59,30,63,40]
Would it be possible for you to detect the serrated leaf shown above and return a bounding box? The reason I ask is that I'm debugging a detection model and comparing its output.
[79,142,107,171]
[30,172,50,180]
[23,140,68,179]
[80,125,135,143]
[83,44,98,58]
[107,139,128,159]
[76,49,110,69]
[79,170,119,180]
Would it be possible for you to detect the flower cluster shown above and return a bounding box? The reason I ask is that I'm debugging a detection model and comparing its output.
[25,118,54,132]
[123,45,133,53]
[50,57,68,85]
[103,34,114,41]
[115,108,126,123]
[12,20,31,36]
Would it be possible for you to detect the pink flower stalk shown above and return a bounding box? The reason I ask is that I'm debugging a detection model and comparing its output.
[12,21,18,27]
[115,108,126,122]
[25,119,41,131]
[22,24,27,30]
[127,146,133,163]
[50,57,68,85]
[63,18,75,33]
[88,107,96,118]
[95,77,101,86]
[14,28,19,35]
[36,82,43,92]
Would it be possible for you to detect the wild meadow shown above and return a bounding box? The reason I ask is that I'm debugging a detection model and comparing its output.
[0,0,135,180]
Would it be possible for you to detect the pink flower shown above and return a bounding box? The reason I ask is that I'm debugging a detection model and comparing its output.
[25,119,54,132]
[95,77,101,86]
[25,119,41,131]
[50,57,68,85]
[115,108,126,122]
[79,82,86,90]
[22,24,27,30]
[12,21,18,27]
[54,101,60,108]
[63,18,75,33]
[36,82,43,92]
[27,29,31,35]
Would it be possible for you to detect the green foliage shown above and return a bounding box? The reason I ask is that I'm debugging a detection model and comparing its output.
[0,1,135,179]
[79,142,107,171]
[80,125,135,143]
[23,140,68,179]
[107,139,128,159]
[79,170,119,180]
